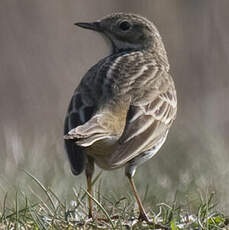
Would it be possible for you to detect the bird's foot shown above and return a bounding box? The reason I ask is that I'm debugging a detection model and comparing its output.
[138,213,169,229]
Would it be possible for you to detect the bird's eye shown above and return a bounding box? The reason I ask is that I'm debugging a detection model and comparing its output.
[118,21,131,31]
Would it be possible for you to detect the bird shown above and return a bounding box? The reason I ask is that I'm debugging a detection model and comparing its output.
[64,12,177,223]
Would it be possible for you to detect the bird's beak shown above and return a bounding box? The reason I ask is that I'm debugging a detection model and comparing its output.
[74,21,102,32]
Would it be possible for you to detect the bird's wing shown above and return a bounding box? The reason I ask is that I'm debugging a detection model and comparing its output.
[64,54,125,174]
[64,53,132,146]
[64,60,103,175]
[109,70,177,167]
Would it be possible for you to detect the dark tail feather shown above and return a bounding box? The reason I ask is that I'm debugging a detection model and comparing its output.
[64,115,85,175]
[64,139,85,175]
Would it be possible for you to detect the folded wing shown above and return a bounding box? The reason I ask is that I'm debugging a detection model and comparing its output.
[109,71,177,167]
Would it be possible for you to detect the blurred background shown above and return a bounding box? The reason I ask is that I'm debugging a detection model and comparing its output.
[0,0,229,212]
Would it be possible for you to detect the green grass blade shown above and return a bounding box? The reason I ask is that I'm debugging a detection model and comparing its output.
[23,170,56,210]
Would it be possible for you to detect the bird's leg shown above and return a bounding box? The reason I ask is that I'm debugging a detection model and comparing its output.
[125,165,150,222]
[85,157,94,219]
[127,174,150,222]
[126,168,169,229]
[86,173,93,218]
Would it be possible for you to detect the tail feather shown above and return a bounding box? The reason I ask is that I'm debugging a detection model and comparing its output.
[64,115,85,175]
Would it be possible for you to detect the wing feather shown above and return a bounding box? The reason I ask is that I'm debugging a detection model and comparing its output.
[64,59,105,175]
[64,54,123,174]
[109,71,177,166]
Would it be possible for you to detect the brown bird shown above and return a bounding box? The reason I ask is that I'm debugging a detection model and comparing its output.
[64,12,177,222]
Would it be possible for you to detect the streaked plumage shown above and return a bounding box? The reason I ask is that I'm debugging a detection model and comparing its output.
[64,13,177,222]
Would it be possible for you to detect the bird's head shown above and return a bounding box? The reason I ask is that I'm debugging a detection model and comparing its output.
[75,13,166,54]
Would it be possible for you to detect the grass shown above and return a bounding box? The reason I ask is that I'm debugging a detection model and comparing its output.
[0,172,228,229]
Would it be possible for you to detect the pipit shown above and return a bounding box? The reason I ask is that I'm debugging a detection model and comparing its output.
[64,13,177,223]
